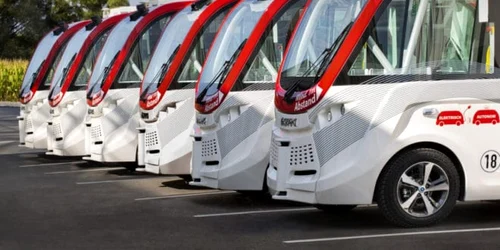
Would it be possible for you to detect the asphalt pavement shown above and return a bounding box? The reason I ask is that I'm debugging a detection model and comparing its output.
[2,106,500,249]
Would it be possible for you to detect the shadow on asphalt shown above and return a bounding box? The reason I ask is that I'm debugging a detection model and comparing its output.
[161,179,211,190]
[284,207,393,230]
[279,201,500,230]
[189,191,309,209]
[36,153,83,161]
[107,168,153,176]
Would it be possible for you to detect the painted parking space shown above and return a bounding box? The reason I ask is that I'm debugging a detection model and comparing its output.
[3,107,500,249]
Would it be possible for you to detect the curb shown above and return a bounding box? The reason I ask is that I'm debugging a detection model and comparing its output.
[0,102,20,107]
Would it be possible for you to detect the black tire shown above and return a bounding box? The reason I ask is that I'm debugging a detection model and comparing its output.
[314,204,357,213]
[377,148,460,228]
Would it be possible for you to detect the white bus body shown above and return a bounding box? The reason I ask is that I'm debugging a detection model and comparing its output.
[268,0,499,227]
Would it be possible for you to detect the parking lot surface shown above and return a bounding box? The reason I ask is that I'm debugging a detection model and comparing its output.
[3,106,500,249]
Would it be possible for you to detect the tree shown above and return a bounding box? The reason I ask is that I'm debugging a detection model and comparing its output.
[0,0,53,59]
[0,0,131,59]
[107,0,130,8]
[78,0,108,19]
[48,0,84,25]
[76,0,130,19]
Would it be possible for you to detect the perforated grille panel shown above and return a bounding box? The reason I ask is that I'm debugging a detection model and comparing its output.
[201,139,217,157]
[90,125,102,140]
[26,117,33,131]
[145,131,159,147]
[270,137,278,168]
[52,123,63,137]
[289,143,315,167]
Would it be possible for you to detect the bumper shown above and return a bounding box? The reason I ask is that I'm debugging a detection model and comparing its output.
[190,121,272,191]
[267,166,317,204]
[85,115,138,163]
[49,115,86,156]
[268,126,376,205]
[267,132,320,204]
[140,122,193,175]
[23,113,48,149]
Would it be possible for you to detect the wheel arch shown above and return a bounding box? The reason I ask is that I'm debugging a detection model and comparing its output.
[373,141,466,203]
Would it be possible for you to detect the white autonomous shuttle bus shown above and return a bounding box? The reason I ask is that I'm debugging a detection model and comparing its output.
[84,2,193,168]
[18,21,90,149]
[46,14,130,156]
[190,0,306,192]
[137,0,240,176]
[268,0,499,227]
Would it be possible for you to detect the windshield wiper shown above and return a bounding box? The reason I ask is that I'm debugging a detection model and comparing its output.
[60,53,77,87]
[314,22,353,81]
[87,51,120,100]
[19,60,45,98]
[140,45,180,101]
[158,44,180,87]
[283,22,353,104]
[196,38,247,104]
[49,53,77,99]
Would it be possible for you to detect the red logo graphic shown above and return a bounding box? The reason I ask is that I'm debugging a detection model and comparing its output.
[145,91,161,109]
[436,111,464,126]
[435,105,500,127]
[203,94,219,113]
[91,91,103,107]
[473,109,499,125]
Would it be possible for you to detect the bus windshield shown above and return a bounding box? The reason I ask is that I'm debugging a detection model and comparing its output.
[280,0,368,90]
[48,28,91,99]
[280,0,484,95]
[86,18,140,97]
[140,7,200,96]
[71,30,111,89]
[239,0,306,88]
[19,33,62,98]
[115,15,171,89]
[196,0,272,100]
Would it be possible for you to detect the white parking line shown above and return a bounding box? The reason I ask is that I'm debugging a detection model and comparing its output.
[135,191,235,201]
[194,207,317,218]
[45,167,123,175]
[283,227,500,244]
[19,161,87,168]
[7,151,45,156]
[76,177,160,185]
[76,179,128,185]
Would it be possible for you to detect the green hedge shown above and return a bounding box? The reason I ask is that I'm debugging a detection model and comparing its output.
[0,60,28,102]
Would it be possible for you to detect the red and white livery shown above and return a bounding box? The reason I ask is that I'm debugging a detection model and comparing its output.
[268,0,499,227]
[137,0,240,176]
[189,0,307,192]
[18,21,90,149]
[46,14,130,156]
[84,2,192,168]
